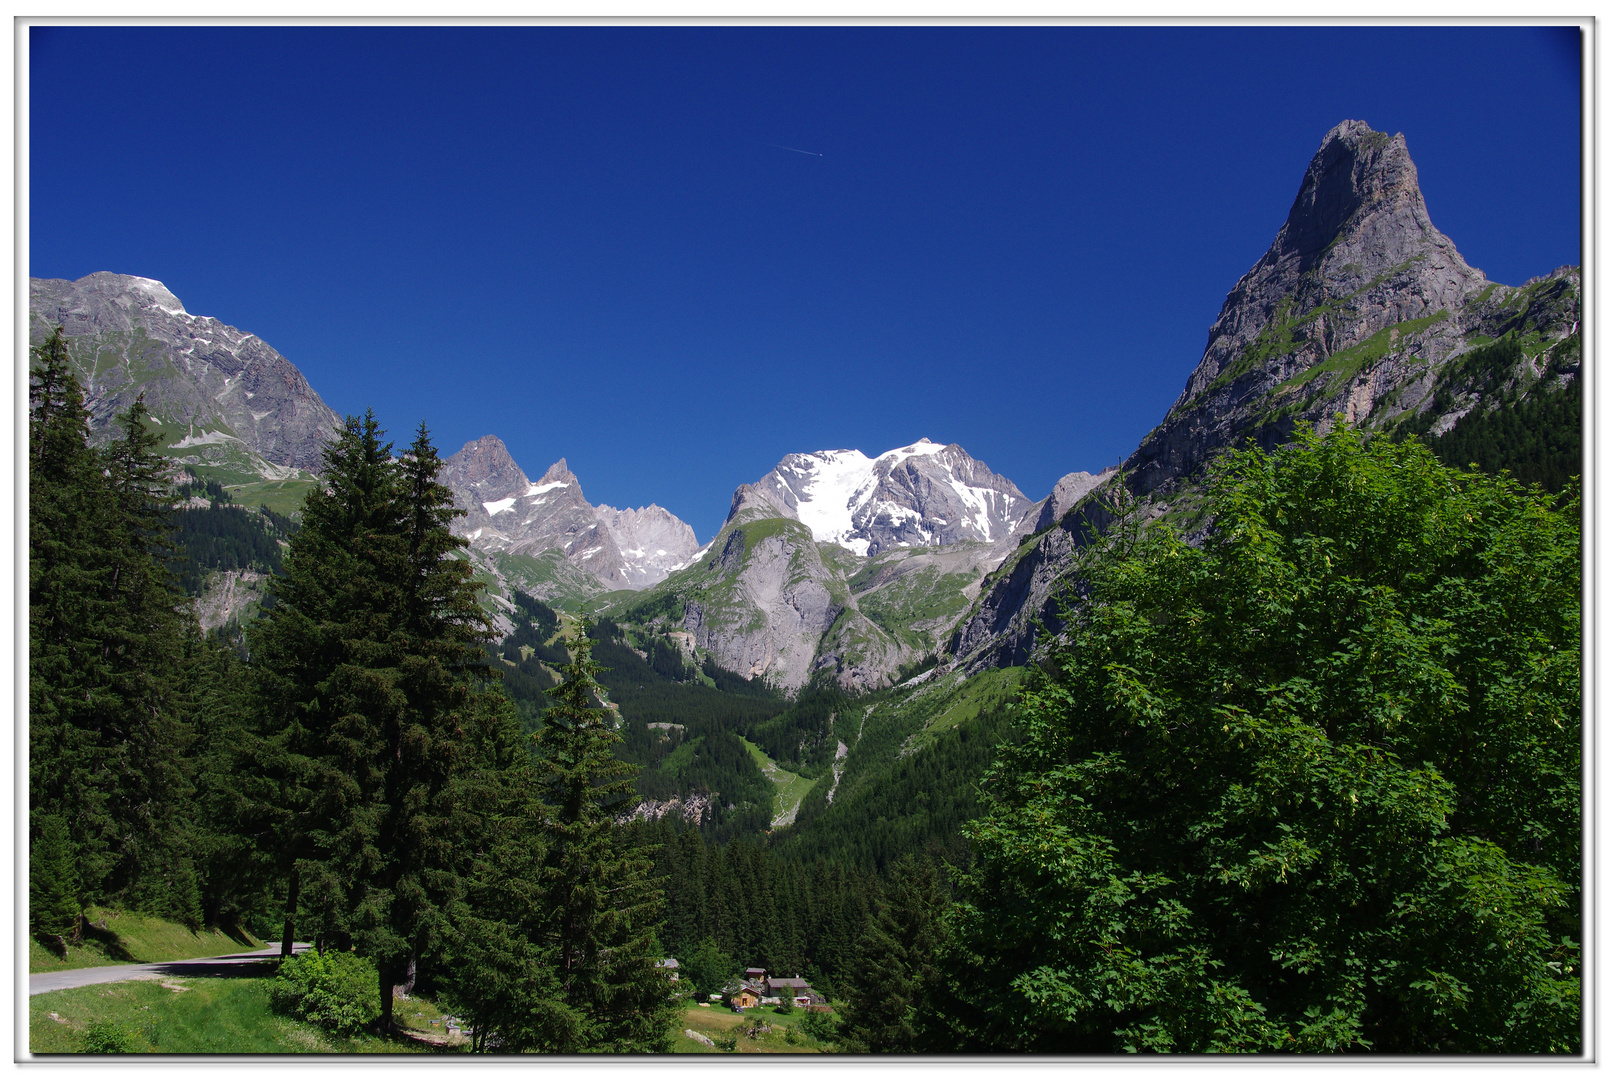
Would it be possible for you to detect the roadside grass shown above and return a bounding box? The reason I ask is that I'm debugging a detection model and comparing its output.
[29,968,424,1054]
[30,908,265,973]
[673,1004,840,1054]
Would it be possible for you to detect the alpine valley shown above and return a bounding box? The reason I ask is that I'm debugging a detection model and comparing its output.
[29,120,1580,859]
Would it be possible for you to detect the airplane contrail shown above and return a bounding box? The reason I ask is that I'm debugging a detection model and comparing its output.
[764,142,823,157]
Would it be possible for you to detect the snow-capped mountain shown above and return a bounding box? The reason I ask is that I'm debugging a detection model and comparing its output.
[441,435,698,590]
[726,438,1035,556]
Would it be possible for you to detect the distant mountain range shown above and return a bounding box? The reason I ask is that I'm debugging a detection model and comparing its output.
[29,119,1580,693]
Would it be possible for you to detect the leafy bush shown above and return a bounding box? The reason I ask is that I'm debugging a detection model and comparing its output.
[799,1010,837,1043]
[81,1020,141,1053]
[953,425,1581,1053]
[269,950,381,1034]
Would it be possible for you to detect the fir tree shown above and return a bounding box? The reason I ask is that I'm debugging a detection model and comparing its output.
[30,812,82,945]
[838,854,951,1052]
[30,330,197,922]
[532,633,678,1051]
[252,414,502,1034]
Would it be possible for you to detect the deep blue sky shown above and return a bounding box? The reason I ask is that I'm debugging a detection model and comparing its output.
[30,26,1582,541]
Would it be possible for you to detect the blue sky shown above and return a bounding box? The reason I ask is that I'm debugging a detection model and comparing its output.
[30,25,1582,541]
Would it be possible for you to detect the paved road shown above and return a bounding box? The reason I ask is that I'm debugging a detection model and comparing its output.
[30,944,309,997]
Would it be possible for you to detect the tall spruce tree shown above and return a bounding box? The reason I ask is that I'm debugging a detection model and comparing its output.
[532,633,678,1051]
[838,854,952,1052]
[252,414,501,1033]
[30,327,197,924]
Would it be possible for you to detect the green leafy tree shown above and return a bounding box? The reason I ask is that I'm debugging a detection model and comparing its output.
[952,426,1580,1053]
[682,937,734,1002]
[532,633,679,1051]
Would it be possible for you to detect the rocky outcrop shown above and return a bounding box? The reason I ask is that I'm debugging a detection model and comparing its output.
[678,519,849,691]
[1127,120,1496,499]
[595,504,701,589]
[29,273,341,475]
[1029,468,1116,533]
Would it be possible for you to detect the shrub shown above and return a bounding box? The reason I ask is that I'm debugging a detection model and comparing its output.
[799,1010,837,1043]
[81,1020,141,1053]
[270,950,381,1034]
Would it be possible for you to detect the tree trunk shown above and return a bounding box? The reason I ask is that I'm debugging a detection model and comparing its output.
[378,959,396,1037]
[280,864,300,957]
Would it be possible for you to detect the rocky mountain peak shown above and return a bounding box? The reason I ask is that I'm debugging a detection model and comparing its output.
[438,439,697,593]
[29,272,340,476]
[1126,121,1493,497]
[538,459,579,487]
[728,439,1033,556]
[1278,120,1427,271]
[440,435,528,499]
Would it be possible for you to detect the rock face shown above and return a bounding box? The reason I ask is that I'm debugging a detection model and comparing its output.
[737,438,1034,556]
[441,435,698,591]
[1030,469,1116,533]
[1128,120,1495,498]
[595,504,702,589]
[950,120,1581,674]
[624,439,1080,692]
[29,273,341,476]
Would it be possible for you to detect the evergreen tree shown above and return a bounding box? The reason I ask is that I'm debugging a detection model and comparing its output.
[29,812,82,944]
[532,633,678,1051]
[838,854,951,1052]
[30,329,197,922]
[252,414,502,1033]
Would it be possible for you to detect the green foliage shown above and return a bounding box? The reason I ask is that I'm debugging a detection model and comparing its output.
[171,503,290,596]
[837,855,952,1052]
[682,937,735,1000]
[30,329,198,924]
[530,634,680,1051]
[951,425,1581,1053]
[1428,336,1580,493]
[270,950,382,1035]
[798,1009,837,1043]
[81,1019,142,1054]
[30,812,83,944]
[251,413,507,1031]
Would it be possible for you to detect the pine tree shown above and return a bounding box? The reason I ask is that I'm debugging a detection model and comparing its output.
[532,633,678,1051]
[252,413,502,1033]
[30,812,82,945]
[838,854,951,1052]
[30,329,197,923]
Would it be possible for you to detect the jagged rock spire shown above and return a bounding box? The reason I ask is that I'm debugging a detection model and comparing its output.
[1124,121,1492,497]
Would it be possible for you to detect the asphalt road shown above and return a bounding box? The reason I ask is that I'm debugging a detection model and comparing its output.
[30,944,309,997]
